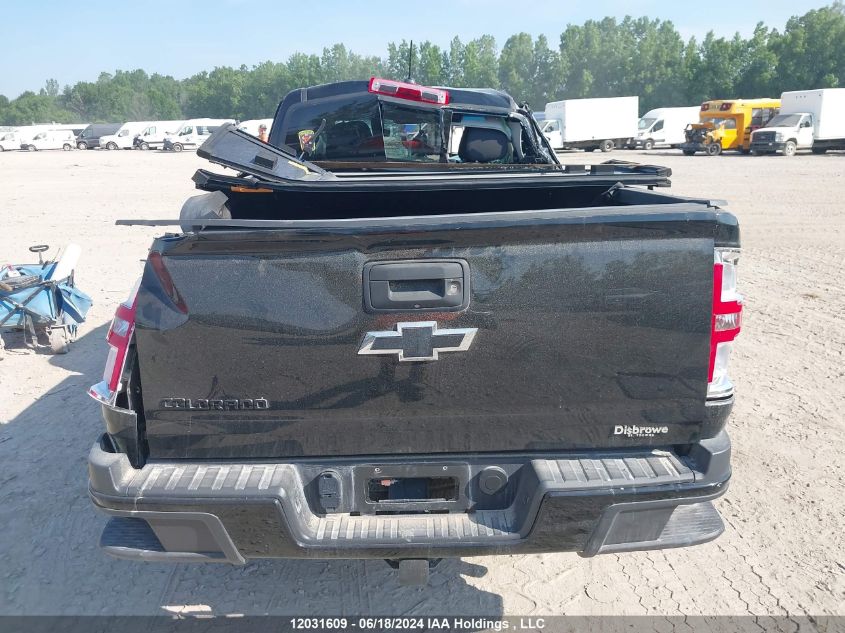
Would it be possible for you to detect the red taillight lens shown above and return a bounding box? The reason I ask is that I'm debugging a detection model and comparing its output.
[368,77,449,105]
[105,301,137,392]
[88,278,140,405]
[709,250,743,396]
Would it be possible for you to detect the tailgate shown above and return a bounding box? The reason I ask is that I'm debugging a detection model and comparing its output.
[135,207,720,459]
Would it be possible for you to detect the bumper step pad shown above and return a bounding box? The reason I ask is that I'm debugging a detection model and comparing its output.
[104,454,694,546]
[89,435,729,561]
[101,517,231,563]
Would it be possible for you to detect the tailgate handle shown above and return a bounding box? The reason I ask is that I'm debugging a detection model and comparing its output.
[364,260,469,312]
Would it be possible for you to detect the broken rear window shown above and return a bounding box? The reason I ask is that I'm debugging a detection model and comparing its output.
[278,94,448,163]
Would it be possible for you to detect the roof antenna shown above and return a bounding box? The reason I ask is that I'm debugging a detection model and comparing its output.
[406,40,415,83]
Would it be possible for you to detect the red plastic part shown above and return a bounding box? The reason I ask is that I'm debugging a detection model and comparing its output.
[106,300,137,392]
[709,263,742,382]
[368,77,449,105]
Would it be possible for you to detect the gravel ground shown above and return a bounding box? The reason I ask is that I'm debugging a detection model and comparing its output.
[0,148,842,619]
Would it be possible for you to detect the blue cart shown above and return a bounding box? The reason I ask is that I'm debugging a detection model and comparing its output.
[0,244,92,354]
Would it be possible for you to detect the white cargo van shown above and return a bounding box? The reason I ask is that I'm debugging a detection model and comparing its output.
[100,122,152,150]
[631,106,700,150]
[1,125,88,151]
[541,96,638,152]
[133,121,185,150]
[750,88,845,156]
[21,129,76,151]
[1,125,49,150]
[0,130,23,151]
[162,118,235,152]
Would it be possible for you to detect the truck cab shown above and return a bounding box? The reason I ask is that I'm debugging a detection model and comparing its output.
[750,113,814,156]
[681,99,780,156]
[539,118,563,149]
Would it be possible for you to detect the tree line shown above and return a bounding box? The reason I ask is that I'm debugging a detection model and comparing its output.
[1,3,843,126]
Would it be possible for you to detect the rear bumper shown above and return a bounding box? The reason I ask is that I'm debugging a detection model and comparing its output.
[88,431,731,563]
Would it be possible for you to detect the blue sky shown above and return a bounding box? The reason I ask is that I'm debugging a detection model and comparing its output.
[0,0,829,98]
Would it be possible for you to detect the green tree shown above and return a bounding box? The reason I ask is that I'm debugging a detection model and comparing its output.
[461,35,498,88]
[684,32,747,102]
[532,35,560,109]
[386,40,414,80]
[42,79,60,98]
[447,37,466,86]
[0,91,73,125]
[734,24,780,97]
[620,17,686,111]
[416,42,446,86]
[498,33,535,103]
[498,33,559,108]
[771,2,845,91]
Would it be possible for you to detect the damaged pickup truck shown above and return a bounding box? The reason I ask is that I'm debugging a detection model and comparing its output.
[87,78,742,585]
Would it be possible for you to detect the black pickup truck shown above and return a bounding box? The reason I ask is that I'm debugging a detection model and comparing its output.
[87,78,742,584]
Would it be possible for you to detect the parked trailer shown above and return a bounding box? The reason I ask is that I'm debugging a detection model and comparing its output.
[630,107,700,150]
[750,88,845,156]
[541,96,638,152]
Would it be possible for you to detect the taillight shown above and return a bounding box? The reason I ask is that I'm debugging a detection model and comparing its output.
[368,77,449,105]
[701,103,710,111]
[88,278,140,405]
[709,249,743,398]
[720,102,732,111]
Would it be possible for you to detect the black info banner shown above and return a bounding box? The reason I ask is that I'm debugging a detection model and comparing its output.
[0,616,839,633]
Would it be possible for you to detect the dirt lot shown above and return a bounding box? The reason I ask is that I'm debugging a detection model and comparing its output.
[0,148,842,619]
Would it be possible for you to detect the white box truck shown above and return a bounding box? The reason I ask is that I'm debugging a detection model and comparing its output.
[541,96,638,152]
[750,88,845,156]
[631,106,700,150]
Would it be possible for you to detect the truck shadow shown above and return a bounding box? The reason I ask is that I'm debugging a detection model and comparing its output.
[0,324,504,617]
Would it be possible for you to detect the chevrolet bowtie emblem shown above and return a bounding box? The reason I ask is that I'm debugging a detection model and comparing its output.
[358,321,477,362]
